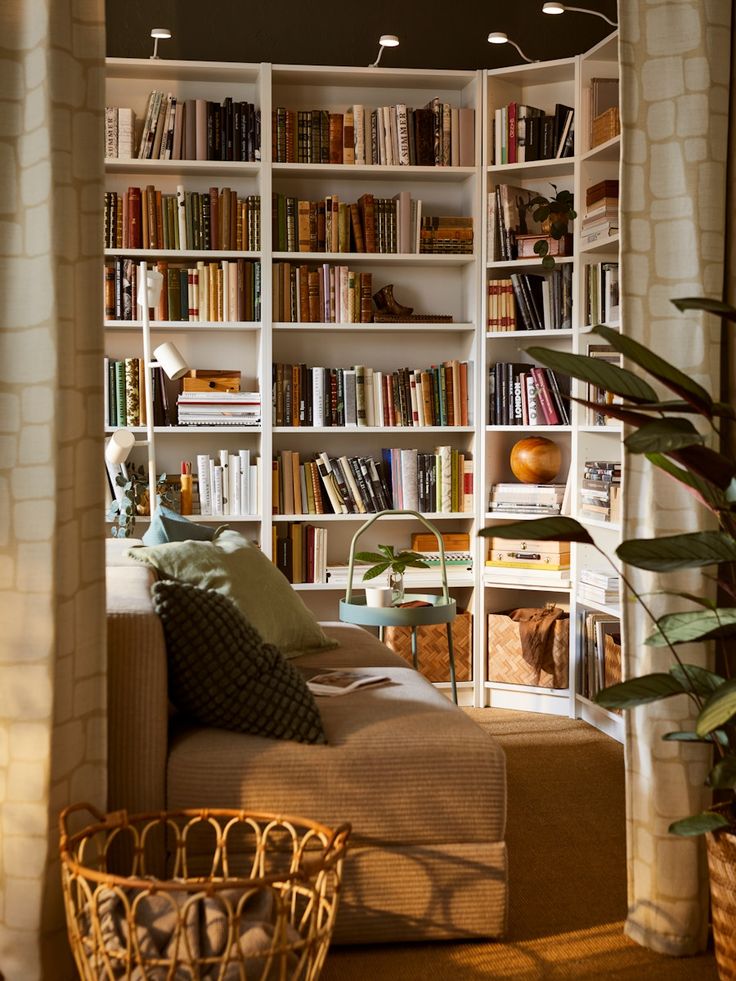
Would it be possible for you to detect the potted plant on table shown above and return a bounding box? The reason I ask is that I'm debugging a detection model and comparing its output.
[107,464,172,538]
[355,544,430,606]
[480,296,736,975]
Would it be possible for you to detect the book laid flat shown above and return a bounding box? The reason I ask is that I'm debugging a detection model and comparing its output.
[302,670,391,698]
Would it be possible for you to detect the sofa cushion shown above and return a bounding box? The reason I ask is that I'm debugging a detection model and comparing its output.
[128,531,337,657]
[151,580,326,744]
[167,626,506,848]
[142,506,226,546]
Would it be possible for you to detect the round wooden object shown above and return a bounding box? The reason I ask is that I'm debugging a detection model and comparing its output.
[510,437,561,484]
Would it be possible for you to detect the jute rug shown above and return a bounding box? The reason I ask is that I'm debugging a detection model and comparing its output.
[321,708,718,979]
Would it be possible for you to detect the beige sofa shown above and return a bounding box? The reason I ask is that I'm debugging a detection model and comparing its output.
[106,540,508,943]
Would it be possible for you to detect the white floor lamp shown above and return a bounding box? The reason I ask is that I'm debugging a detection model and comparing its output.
[105,260,189,519]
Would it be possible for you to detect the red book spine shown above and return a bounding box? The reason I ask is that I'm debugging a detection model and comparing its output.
[531,367,559,425]
[508,102,517,164]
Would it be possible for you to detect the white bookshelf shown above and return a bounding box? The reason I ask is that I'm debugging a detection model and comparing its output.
[104,41,624,733]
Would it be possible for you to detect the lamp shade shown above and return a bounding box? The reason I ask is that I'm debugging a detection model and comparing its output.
[105,429,135,465]
[379,34,400,47]
[136,267,165,309]
[154,341,189,380]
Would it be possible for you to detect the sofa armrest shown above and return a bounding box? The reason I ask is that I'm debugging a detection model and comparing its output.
[107,566,168,814]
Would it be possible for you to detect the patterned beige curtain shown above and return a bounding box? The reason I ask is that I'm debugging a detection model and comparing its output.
[620,0,732,956]
[0,0,106,977]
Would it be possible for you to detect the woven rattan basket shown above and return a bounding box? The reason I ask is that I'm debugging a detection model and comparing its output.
[59,803,350,980]
[383,611,473,682]
[706,805,736,980]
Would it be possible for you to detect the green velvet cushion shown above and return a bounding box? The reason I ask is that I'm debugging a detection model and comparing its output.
[128,531,337,658]
[142,505,225,546]
[151,580,326,743]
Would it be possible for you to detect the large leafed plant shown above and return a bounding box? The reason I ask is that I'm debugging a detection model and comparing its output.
[480,296,736,836]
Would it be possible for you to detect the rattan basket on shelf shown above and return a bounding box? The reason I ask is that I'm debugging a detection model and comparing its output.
[59,803,350,981]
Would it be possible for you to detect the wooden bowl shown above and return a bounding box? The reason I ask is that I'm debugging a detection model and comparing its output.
[510,437,561,484]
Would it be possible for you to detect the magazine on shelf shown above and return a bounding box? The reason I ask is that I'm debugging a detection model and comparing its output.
[303,670,391,697]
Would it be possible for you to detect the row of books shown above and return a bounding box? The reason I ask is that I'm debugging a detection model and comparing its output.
[487,265,572,332]
[585,262,620,325]
[177,391,261,427]
[577,568,620,608]
[488,481,567,516]
[272,191,473,254]
[580,461,621,523]
[487,184,560,263]
[582,179,619,244]
[273,523,328,584]
[104,107,135,158]
[125,92,261,161]
[104,187,261,252]
[272,264,372,324]
[272,361,471,428]
[271,102,475,168]
[104,357,148,428]
[579,609,621,703]
[491,102,574,165]
[195,451,260,516]
[104,258,261,323]
[488,362,570,426]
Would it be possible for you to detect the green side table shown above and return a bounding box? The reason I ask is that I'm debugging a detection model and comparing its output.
[338,509,458,704]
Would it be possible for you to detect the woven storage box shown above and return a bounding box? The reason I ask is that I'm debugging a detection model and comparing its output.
[591,106,620,147]
[487,610,569,688]
[383,611,472,682]
[604,633,622,714]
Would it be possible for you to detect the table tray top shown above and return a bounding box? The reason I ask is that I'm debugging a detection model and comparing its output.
[339,593,457,627]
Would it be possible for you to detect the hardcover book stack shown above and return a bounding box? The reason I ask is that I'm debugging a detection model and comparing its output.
[195,450,260,516]
[577,568,620,609]
[580,461,621,523]
[488,482,567,516]
[132,91,260,162]
[272,361,471,429]
[487,266,572,332]
[104,187,261,252]
[177,391,262,427]
[488,362,570,426]
[492,102,574,165]
[273,523,328,584]
[104,258,261,323]
[271,101,474,167]
[272,263,372,323]
[419,216,473,255]
[579,609,621,701]
[581,179,618,245]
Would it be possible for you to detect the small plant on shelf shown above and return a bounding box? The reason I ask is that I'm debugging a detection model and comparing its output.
[525,183,576,268]
[355,544,430,605]
[107,465,173,538]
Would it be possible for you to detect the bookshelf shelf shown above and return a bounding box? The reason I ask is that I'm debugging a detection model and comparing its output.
[105,159,261,177]
[486,328,574,339]
[484,511,564,521]
[274,322,475,333]
[485,425,572,433]
[579,233,620,255]
[104,249,261,260]
[575,596,621,618]
[272,251,475,267]
[273,512,472,523]
[104,321,261,332]
[105,426,263,435]
[486,256,574,271]
[578,424,623,434]
[484,680,570,697]
[483,575,571,592]
[575,695,625,743]
[272,162,476,183]
[273,426,475,435]
[578,516,622,533]
[106,57,261,84]
[581,134,620,162]
[486,157,576,181]
[133,514,261,523]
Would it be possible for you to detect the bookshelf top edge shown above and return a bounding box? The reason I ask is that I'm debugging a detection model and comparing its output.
[485,58,576,86]
[106,58,263,83]
[581,31,619,63]
[272,64,478,90]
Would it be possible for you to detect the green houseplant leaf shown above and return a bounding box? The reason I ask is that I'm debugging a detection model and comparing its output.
[663,730,730,746]
[624,419,704,454]
[707,757,736,789]
[526,347,658,403]
[669,664,725,696]
[616,532,736,571]
[668,812,732,836]
[645,453,729,513]
[646,608,736,647]
[695,678,736,736]
[672,296,736,323]
[594,674,687,709]
[478,516,594,544]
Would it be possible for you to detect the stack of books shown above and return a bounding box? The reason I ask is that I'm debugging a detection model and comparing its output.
[488,482,567,516]
[577,568,620,608]
[580,461,621,523]
[485,535,570,586]
[272,263,372,323]
[488,362,570,426]
[273,523,328,584]
[492,102,574,165]
[419,216,473,254]
[585,262,620,325]
[131,92,260,162]
[582,179,618,244]
[195,451,260,517]
[177,391,261,427]
[272,102,475,167]
[487,267,573,332]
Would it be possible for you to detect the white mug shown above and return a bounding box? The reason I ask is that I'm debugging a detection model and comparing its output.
[365,585,393,608]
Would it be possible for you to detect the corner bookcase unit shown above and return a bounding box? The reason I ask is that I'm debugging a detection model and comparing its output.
[104,39,623,732]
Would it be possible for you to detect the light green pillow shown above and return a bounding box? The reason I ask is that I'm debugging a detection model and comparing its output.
[127,531,337,658]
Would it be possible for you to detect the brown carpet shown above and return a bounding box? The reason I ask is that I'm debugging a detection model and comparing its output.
[321,709,718,980]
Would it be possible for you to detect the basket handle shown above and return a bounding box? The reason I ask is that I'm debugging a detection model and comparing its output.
[344,509,449,604]
[59,802,125,850]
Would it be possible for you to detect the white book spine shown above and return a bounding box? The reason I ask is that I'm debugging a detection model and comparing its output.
[313,368,325,428]
[396,103,410,165]
[209,459,216,514]
[212,465,224,516]
[438,444,451,512]
[373,371,384,427]
[229,453,240,516]
[196,455,212,515]
[176,185,187,251]
[526,374,539,426]
[250,462,258,515]
[353,105,365,165]
[239,449,250,513]
[105,107,118,158]
[400,448,419,511]
[364,367,374,427]
[343,369,357,427]
[219,449,230,515]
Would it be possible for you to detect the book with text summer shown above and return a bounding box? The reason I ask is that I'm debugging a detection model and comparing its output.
[304,670,390,697]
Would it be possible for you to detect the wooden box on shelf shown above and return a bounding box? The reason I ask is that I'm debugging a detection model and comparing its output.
[487,610,569,689]
[515,234,573,259]
[591,106,620,148]
[383,611,472,683]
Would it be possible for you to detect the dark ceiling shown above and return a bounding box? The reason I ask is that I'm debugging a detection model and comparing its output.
[106,1,618,69]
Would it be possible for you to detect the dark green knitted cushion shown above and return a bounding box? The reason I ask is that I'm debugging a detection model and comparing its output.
[151,580,326,744]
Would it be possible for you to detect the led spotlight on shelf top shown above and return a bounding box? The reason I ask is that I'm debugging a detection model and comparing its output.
[369,34,400,68]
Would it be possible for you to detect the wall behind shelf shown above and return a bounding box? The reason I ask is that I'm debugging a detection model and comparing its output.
[105,1,615,70]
